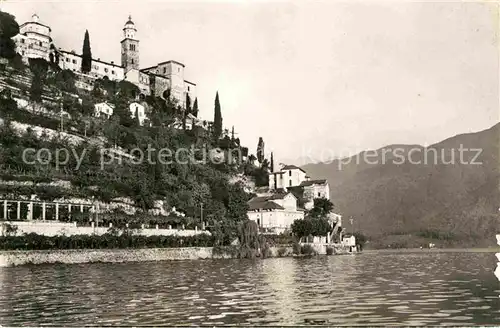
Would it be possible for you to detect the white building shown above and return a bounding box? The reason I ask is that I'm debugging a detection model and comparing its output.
[129,102,146,126]
[94,102,114,119]
[12,14,52,62]
[301,179,330,209]
[13,14,197,110]
[269,164,307,189]
[247,192,305,234]
[58,50,125,81]
[268,164,330,209]
[171,113,201,130]
[342,235,356,246]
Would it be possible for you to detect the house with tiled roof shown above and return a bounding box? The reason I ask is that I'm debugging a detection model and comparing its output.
[247,192,305,234]
[268,163,330,210]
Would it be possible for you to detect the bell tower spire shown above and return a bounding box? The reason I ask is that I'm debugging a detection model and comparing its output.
[121,15,139,71]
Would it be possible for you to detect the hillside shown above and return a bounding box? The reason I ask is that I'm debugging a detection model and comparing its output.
[302,123,500,247]
[0,8,268,247]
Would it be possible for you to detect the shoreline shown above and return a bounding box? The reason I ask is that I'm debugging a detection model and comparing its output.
[0,244,355,267]
[363,247,500,253]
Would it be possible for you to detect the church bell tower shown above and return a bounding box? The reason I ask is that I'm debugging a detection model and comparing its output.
[121,15,139,72]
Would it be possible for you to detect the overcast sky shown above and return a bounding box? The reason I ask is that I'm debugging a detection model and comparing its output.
[2,0,498,165]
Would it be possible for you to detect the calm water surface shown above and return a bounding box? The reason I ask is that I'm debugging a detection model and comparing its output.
[0,251,499,326]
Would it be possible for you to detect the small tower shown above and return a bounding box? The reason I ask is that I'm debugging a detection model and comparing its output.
[121,15,139,72]
[32,13,39,23]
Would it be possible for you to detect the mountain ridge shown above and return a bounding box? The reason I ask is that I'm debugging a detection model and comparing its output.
[302,122,500,247]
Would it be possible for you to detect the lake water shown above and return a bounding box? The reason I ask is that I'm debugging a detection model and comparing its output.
[0,251,499,326]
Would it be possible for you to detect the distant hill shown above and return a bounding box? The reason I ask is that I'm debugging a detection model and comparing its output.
[302,123,500,247]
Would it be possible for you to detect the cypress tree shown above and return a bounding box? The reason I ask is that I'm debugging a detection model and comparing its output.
[192,97,199,117]
[213,91,222,139]
[270,152,274,172]
[135,107,141,126]
[185,93,191,113]
[81,30,92,73]
[257,137,265,164]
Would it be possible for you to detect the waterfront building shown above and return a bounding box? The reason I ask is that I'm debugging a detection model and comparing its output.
[247,192,305,234]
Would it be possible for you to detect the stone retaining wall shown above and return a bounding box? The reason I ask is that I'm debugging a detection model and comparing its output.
[0,244,355,267]
[0,247,233,267]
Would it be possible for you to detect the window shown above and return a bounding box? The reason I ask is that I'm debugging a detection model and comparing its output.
[112,70,115,75]
[163,67,166,74]
[21,39,24,43]
[178,67,180,72]
[129,44,135,51]
[289,180,292,187]
[72,59,76,64]
[318,192,321,197]
[188,86,190,91]
[289,170,292,176]
[66,58,69,62]
[131,59,134,64]
[22,51,25,55]
[104,68,108,73]
[39,41,42,46]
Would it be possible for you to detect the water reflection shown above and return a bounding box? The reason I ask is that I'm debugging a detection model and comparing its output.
[0,252,498,326]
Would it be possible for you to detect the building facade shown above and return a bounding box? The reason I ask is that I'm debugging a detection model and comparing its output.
[12,14,52,61]
[269,164,307,190]
[13,14,197,109]
[247,192,305,234]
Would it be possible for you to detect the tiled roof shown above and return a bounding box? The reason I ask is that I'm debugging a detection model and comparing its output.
[300,179,328,187]
[281,164,306,173]
[248,201,284,211]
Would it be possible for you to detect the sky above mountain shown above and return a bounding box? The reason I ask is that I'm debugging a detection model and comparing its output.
[2,0,498,166]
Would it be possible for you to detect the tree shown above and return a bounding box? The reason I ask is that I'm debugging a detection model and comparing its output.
[81,30,92,73]
[135,107,141,126]
[256,137,265,165]
[308,197,334,219]
[270,152,275,172]
[231,126,235,141]
[291,217,331,240]
[185,93,191,113]
[0,11,20,59]
[192,97,199,117]
[213,92,222,139]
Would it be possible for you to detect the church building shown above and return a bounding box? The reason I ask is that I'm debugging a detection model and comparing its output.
[12,14,196,108]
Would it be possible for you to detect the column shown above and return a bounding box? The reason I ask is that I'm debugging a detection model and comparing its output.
[55,203,59,221]
[28,202,33,221]
[80,204,83,213]
[3,200,7,220]
[16,201,20,220]
[42,202,46,220]
[68,204,72,220]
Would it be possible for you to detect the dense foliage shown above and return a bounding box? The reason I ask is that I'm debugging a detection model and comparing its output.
[0,232,214,250]
[291,198,336,239]
[0,12,267,248]
[0,11,19,59]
